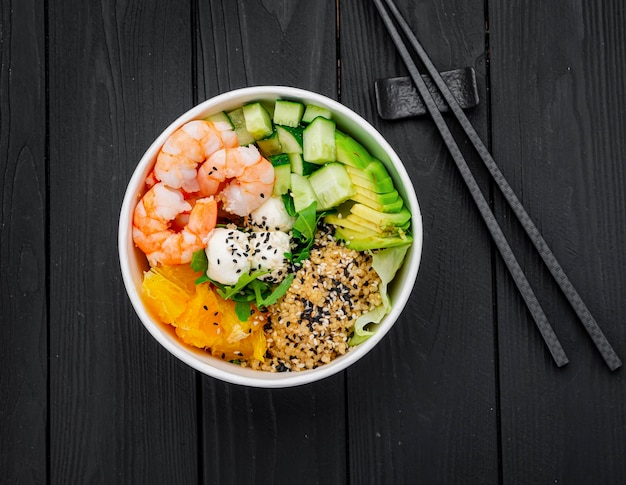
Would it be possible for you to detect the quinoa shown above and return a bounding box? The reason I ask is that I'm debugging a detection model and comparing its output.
[245,227,383,372]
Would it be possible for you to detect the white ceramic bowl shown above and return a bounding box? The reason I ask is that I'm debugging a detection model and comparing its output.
[119,86,423,387]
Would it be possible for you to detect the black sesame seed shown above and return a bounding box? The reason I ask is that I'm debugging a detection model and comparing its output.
[203,305,208,310]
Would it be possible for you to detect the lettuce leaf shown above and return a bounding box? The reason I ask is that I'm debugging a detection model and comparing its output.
[349,244,410,346]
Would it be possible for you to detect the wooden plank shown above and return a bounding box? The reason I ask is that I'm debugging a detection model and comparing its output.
[341,1,500,483]
[490,0,626,482]
[194,2,348,483]
[0,1,47,483]
[196,0,338,98]
[47,1,199,482]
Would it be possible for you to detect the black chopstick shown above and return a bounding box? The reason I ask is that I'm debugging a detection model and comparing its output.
[373,0,622,370]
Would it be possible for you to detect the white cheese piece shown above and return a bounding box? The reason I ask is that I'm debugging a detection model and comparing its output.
[248,196,296,232]
[248,231,292,282]
[205,228,250,286]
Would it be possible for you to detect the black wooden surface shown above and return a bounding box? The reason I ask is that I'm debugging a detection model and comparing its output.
[1,0,625,484]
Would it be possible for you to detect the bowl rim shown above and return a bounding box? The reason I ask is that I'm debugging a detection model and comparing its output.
[118,85,423,388]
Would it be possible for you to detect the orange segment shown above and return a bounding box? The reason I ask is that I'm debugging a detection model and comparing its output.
[141,264,267,363]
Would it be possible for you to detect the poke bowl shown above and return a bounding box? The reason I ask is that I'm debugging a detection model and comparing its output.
[118,86,423,388]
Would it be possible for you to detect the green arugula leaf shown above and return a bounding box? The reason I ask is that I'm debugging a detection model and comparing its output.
[191,250,209,284]
[260,274,295,307]
[195,274,211,284]
[216,270,268,300]
[281,192,296,216]
[191,249,208,272]
[235,300,252,322]
[293,201,317,241]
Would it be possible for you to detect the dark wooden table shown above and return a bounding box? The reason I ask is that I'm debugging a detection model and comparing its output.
[3,1,626,483]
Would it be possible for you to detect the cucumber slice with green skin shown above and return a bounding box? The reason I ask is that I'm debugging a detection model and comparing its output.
[301,104,332,124]
[227,107,256,146]
[276,125,303,154]
[308,162,355,211]
[257,130,282,157]
[242,102,274,140]
[335,130,372,169]
[269,153,291,167]
[273,100,305,127]
[303,117,336,164]
[290,173,318,213]
[334,226,413,251]
[288,153,319,176]
[205,111,234,129]
[269,154,291,196]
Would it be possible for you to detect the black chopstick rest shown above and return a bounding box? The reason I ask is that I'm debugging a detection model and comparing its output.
[375,67,479,120]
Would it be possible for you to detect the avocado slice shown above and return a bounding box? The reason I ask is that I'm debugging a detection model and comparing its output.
[335,130,372,169]
[346,160,395,193]
[354,185,400,204]
[334,226,413,251]
[324,213,373,234]
[350,203,411,229]
[350,191,404,213]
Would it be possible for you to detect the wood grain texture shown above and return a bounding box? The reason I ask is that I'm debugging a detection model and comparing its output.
[195,3,348,484]
[47,1,199,482]
[490,0,626,482]
[0,0,47,483]
[196,0,338,99]
[341,0,499,483]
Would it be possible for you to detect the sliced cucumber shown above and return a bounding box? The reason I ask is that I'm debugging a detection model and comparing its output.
[303,117,336,164]
[302,104,332,124]
[273,100,305,127]
[242,102,273,140]
[288,153,319,176]
[308,162,355,211]
[205,111,234,129]
[270,154,291,196]
[276,125,303,154]
[227,107,256,146]
[257,130,282,157]
[290,173,318,213]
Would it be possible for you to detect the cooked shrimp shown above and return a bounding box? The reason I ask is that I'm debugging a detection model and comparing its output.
[154,120,238,193]
[132,182,217,266]
[197,145,274,216]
